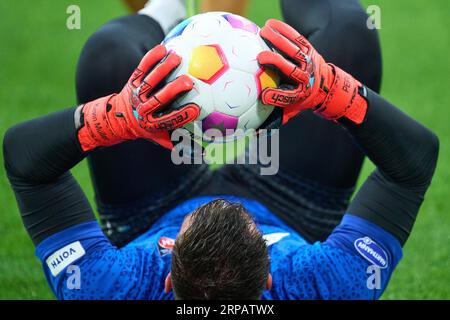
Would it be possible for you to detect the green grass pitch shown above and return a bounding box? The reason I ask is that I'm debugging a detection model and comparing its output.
[0,0,449,299]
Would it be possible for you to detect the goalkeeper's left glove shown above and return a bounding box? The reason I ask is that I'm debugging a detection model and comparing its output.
[77,44,200,152]
[257,19,368,125]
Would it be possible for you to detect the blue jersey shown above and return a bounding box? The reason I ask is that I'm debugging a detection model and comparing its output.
[36,196,402,300]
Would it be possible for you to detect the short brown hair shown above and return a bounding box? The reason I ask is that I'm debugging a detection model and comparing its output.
[171,199,270,299]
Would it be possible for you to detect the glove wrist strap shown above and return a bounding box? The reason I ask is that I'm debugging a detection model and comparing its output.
[77,94,124,152]
[314,64,368,124]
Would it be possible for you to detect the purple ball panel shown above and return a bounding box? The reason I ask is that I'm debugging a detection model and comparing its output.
[202,112,239,135]
[223,14,259,34]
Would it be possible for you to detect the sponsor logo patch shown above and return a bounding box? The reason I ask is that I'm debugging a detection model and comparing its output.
[354,237,388,269]
[46,241,85,277]
[157,237,175,257]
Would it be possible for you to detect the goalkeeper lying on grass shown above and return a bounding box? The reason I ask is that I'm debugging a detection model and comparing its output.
[4,19,438,299]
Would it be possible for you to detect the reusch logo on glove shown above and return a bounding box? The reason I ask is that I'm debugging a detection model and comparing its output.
[270,93,298,105]
[150,111,189,131]
[354,237,388,269]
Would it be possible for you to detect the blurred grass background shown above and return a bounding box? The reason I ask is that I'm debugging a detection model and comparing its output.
[0,0,449,299]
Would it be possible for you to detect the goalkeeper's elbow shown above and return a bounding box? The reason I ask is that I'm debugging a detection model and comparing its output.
[3,124,28,182]
[414,128,439,192]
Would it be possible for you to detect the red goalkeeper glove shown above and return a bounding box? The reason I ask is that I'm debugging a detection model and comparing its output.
[77,44,200,152]
[258,19,368,125]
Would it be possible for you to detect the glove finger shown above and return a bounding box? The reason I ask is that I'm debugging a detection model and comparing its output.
[138,75,194,115]
[130,44,167,88]
[261,86,305,108]
[258,51,310,83]
[260,24,306,64]
[264,19,312,56]
[143,103,200,132]
[138,53,182,101]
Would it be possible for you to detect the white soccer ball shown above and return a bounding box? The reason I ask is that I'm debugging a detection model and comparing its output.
[163,12,279,142]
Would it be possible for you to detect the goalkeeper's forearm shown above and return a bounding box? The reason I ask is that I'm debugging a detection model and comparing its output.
[3,108,96,245]
[340,88,439,245]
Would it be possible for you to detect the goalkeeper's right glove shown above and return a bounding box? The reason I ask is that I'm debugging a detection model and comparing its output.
[258,19,368,125]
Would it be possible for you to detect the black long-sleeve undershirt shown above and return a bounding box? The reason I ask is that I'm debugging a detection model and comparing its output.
[340,88,439,244]
[3,108,95,245]
[3,90,439,246]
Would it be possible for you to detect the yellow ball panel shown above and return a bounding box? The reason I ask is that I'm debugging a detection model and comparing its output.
[188,45,226,83]
[258,69,279,91]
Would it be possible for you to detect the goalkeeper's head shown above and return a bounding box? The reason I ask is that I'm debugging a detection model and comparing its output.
[166,199,272,299]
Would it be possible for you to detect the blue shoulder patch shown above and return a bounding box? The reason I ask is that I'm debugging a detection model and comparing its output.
[354,237,388,269]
